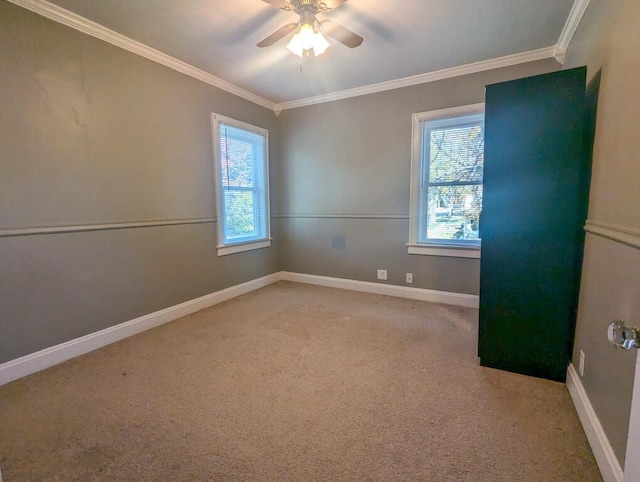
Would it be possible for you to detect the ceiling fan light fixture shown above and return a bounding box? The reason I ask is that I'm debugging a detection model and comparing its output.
[311,30,330,56]
[258,0,363,57]
[286,22,330,57]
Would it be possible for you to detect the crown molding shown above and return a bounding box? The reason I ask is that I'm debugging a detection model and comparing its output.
[6,0,278,112]
[8,0,590,114]
[555,0,592,64]
[275,46,558,111]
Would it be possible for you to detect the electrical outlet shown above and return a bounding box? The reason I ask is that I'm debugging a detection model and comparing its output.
[579,350,585,377]
[406,273,413,284]
[377,269,388,280]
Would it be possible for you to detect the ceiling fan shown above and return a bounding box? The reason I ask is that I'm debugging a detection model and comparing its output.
[257,0,363,58]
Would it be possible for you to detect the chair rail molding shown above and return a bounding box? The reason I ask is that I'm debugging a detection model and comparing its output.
[0,218,216,237]
[585,220,640,250]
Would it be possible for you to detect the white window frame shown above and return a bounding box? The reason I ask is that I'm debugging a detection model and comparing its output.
[211,113,271,256]
[408,103,485,258]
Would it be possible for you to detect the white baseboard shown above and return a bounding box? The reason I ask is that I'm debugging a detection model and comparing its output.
[0,271,477,387]
[0,272,282,387]
[280,272,479,308]
[566,363,623,482]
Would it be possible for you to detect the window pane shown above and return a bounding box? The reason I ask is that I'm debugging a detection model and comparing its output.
[220,128,255,188]
[214,116,269,250]
[428,124,484,183]
[426,184,482,240]
[223,190,256,239]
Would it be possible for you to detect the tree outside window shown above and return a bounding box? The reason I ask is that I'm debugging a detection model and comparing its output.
[409,104,484,255]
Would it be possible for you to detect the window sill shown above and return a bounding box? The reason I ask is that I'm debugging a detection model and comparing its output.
[217,239,272,256]
[407,243,480,258]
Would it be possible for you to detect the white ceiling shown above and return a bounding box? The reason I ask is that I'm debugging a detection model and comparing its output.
[25,0,579,107]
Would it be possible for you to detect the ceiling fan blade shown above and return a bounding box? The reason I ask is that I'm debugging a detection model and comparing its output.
[321,20,363,48]
[257,23,298,48]
[261,0,292,10]
[320,0,349,10]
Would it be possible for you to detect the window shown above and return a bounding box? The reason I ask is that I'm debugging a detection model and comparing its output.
[212,114,270,256]
[408,104,484,258]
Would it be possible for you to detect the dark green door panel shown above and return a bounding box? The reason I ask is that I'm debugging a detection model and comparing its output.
[479,67,589,382]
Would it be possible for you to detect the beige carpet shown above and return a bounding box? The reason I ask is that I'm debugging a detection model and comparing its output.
[0,281,601,481]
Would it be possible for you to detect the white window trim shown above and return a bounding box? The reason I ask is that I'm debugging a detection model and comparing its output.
[211,113,271,256]
[408,103,484,258]
[216,239,272,257]
[407,244,481,258]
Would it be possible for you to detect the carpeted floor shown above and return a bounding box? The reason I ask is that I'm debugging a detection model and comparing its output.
[0,281,601,481]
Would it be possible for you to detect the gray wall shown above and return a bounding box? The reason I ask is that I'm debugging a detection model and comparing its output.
[276,59,560,293]
[5,7,635,468]
[0,1,278,363]
[564,0,640,467]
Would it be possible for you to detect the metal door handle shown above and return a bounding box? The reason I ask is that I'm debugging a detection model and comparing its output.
[608,320,640,350]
